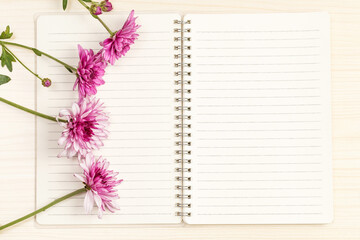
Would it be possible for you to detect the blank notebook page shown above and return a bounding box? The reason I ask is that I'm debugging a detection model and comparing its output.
[185,12,332,224]
[36,14,180,224]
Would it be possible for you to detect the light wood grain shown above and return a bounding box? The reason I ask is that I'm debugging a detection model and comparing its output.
[1,0,360,239]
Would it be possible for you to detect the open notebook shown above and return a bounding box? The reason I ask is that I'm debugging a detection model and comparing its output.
[36,12,332,225]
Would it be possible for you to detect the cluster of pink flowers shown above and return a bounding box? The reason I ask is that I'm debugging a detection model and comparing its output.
[56,9,139,218]
[0,4,141,229]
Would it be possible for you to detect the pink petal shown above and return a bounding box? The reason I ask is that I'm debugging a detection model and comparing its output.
[84,191,94,213]
[74,173,85,183]
[93,193,104,219]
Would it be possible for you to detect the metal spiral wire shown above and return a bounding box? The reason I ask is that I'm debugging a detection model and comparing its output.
[174,18,192,218]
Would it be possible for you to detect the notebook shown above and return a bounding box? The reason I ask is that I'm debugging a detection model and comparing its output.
[35,12,332,225]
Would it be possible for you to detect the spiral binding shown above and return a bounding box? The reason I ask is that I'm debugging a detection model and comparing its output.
[174,18,192,219]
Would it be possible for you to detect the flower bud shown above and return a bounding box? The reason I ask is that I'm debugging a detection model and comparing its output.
[42,78,52,87]
[90,4,102,15]
[100,0,113,12]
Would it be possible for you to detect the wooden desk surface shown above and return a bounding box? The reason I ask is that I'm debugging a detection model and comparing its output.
[1,0,360,239]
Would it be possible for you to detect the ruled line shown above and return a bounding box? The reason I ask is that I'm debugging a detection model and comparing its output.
[197,121,320,124]
[197,180,322,182]
[197,154,320,157]
[198,204,322,207]
[198,188,321,190]
[197,213,322,215]
[197,104,321,107]
[48,213,173,216]
[196,87,318,90]
[197,71,320,74]
[198,196,322,198]
[197,46,320,49]
[196,30,320,33]
[48,31,170,34]
[197,162,322,165]
[197,113,321,116]
[197,38,320,41]
[197,96,320,99]
[49,163,172,166]
[196,129,320,131]
[197,146,321,149]
[52,204,172,208]
[198,137,321,140]
[197,171,321,174]
[48,188,172,191]
[197,54,319,58]
[197,79,320,82]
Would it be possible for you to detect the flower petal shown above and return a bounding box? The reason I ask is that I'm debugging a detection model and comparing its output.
[74,173,85,183]
[84,191,94,213]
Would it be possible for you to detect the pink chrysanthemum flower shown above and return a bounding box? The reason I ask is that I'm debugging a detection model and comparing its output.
[99,10,140,65]
[74,45,107,98]
[57,97,109,159]
[75,154,123,218]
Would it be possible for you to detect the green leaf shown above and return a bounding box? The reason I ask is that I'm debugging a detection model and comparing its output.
[0,46,16,72]
[32,48,42,56]
[0,74,11,85]
[62,0,68,10]
[65,66,73,73]
[82,0,91,2]
[0,25,13,40]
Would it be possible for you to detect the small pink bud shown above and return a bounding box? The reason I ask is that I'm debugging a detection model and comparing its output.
[42,78,52,87]
[90,4,102,15]
[100,0,113,12]
[94,6,102,15]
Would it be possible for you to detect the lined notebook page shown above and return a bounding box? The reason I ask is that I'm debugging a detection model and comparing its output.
[36,14,181,224]
[185,12,332,224]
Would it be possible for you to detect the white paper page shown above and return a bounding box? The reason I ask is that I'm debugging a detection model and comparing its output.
[185,12,332,224]
[36,13,181,224]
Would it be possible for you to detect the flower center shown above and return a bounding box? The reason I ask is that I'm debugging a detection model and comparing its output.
[89,69,96,80]
[69,118,96,142]
[82,121,95,142]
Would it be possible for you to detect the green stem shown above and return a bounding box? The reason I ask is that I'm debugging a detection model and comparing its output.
[0,41,77,72]
[77,0,115,36]
[0,97,67,123]
[1,44,43,82]
[0,188,86,231]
